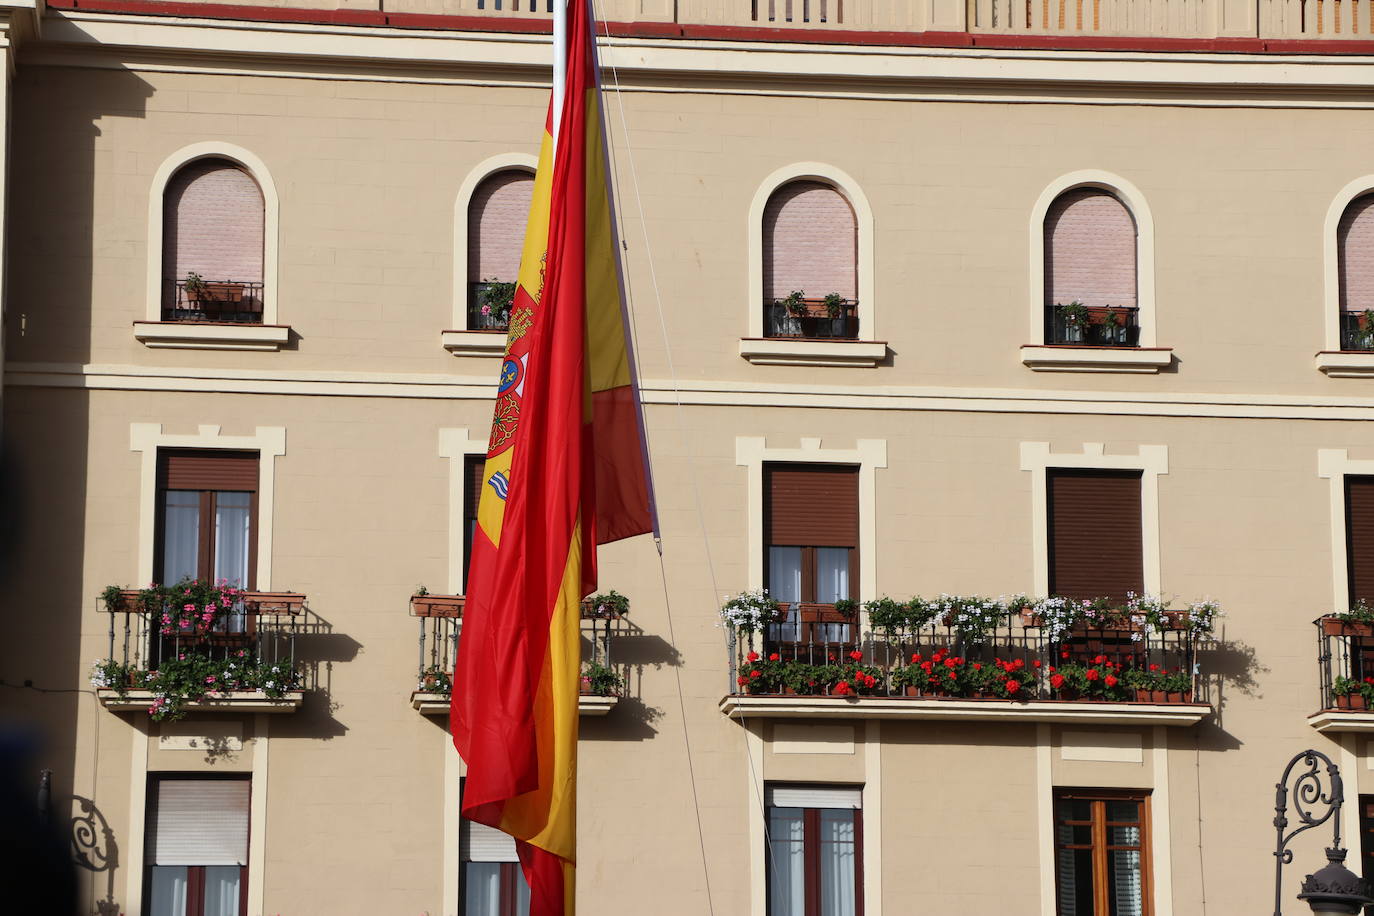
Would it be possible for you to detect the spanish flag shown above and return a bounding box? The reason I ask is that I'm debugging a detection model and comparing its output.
[450,0,654,910]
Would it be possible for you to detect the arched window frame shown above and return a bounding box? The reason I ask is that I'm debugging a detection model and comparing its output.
[742,163,883,368]
[1025,171,1166,372]
[146,142,279,326]
[1319,176,1374,376]
[445,153,538,358]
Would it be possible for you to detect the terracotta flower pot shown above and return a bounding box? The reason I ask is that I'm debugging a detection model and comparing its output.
[1335,693,1369,710]
[1322,617,1374,638]
[1135,689,1190,704]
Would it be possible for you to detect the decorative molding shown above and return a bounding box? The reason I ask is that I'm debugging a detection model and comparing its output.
[1151,726,1173,916]
[745,718,766,916]
[1309,710,1374,733]
[1317,448,1374,615]
[249,714,269,916]
[144,141,281,326]
[1322,176,1374,357]
[1020,344,1173,373]
[1059,730,1144,762]
[1028,170,1159,349]
[1035,723,1055,916]
[1020,441,1169,597]
[133,321,291,351]
[441,329,509,358]
[863,720,882,916]
[124,717,149,916]
[450,152,538,334]
[738,337,888,368]
[129,423,287,588]
[438,427,488,595]
[735,436,888,603]
[745,162,876,343]
[770,723,855,754]
[718,695,1209,725]
[1316,350,1374,378]
[411,691,618,716]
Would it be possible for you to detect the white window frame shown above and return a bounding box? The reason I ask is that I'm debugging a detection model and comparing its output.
[1318,177,1374,377]
[741,164,886,368]
[1018,441,1168,597]
[138,142,287,351]
[444,153,539,358]
[1023,171,1170,373]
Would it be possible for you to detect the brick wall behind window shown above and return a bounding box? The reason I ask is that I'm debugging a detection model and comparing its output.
[469,170,534,284]
[1339,195,1374,312]
[1044,189,1137,309]
[163,159,264,288]
[762,181,857,302]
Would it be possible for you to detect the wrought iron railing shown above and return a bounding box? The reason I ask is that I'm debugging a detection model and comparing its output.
[467,282,513,332]
[163,279,266,324]
[1044,304,1140,346]
[1340,312,1374,351]
[1315,616,1374,710]
[727,604,1203,702]
[765,299,859,340]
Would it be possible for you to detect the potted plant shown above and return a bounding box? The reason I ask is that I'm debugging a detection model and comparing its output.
[1097,306,1123,345]
[1353,309,1374,350]
[864,597,909,637]
[1057,301,1090,343]
[720,589,782,638]
[583,590,630,619]
[1322,600,1374,637]
[479,279,517,330]
[411,586,465,618]
[1046,656,1130,702]
[1124,664,1192,703]
[101,585,142,613]
[581,661,623,697]
[1332,675,1374,710]
[822,292,847,337]
[417,665,452,694]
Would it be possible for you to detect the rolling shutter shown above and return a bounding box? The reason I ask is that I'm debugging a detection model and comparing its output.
[159,450,259,492]
[1044,189,1137,309]
[765,464,858,548]
[1047,469,1143,602]
[1340,196,1374,312]
[766,785,862,809]
[1347,476,1374,605]
[148,778,250,866]
[163,159,265,287]
[469,170,534,284]
[460,818,519,863]
[464,456,486,522]
[762,181,857,302]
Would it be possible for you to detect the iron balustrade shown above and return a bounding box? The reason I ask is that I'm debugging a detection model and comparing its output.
[467,282,513,332]
[164,279,266,324]
[1339,312,1374,351]
[765,299,860,340]
[1314,616,1374,710]
[727,604,1203,701]
[1044,304,1140,347]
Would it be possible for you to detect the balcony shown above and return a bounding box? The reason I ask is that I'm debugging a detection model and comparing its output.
[408,591,630,717]
[163,278,266,325]
[719,598,1212,726]
[1309,614,1374,733]
[765,298,859,341]
[93,584,307,719]
[1044,303,1140,347]
[1339,311,1374,352]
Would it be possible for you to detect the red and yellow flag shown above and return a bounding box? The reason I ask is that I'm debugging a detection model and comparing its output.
[450,0,654,910]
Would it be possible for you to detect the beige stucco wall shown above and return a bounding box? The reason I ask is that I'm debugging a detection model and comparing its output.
[7,14,1374,916]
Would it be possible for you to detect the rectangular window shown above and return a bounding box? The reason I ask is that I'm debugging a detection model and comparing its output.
[464,456,486,593]
[1053,790,1150,916]
[146,776,250,916]
[1347,477,1374,607]
[460,816,530,916]
[156,450,259,589]
[1047,469,1143,602]
[766,784,862,916]
[764,464,858,643]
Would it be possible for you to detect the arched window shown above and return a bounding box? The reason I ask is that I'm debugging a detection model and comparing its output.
[467,170,534,331]
[762,180,858,340]
[162,158,265,324]
[1338,194,1374,351]
[1043,189,1138,347]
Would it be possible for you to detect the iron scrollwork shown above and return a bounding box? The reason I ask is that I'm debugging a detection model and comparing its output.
[1273,749,1344,915]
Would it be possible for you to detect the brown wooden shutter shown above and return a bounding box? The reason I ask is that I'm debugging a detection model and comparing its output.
[1047,469,1143,602]
[464,456,486,522]
[159,450,259,492]
[762,181,857,302]
[1044,189,1137,309]
[1339,196,1374,312]
[468,170,534,284]
[765,464,858,548]
[1347,476,1374,605]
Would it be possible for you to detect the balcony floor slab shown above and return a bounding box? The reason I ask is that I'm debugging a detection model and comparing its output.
[719,694,1210,726]
[1308,709,1374,733]
[97,688,304,714]
[412,691,618,717]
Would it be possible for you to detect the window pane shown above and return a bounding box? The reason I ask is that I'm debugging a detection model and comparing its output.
[767,807,806,916]
[1106,800,1140,823]
[513,863,532,916]
[202,866,241,916]
[162,492,200,585]
[1107,849,1143,916]
[149,866,188,916]
[464,862,501,916]
[769,547,803,603]
[1109,824,1141,847]
[815,548,849,604]
[1056,797,1093,822]
[1056,846,1093,916]
[818,809,857,916]
[215,492,252,587]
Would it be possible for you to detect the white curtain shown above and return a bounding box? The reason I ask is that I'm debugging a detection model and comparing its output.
[816,548,851,642]
[768,807,806,916]
[768,547,803,642]
[464,863,501,916]
[162,492,200,585]
[215,492,252,632]
[148,866,188,916]
[1055,816,1081,916]
[818,810,856,916]
[202,866,241,916]
[1109,825,1143,916]
[514,872,531,915]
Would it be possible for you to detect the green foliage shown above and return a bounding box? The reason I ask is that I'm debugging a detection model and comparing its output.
[587,590,630,618]
[864,597,907,635]
[1333,675,1374,703]
[1046,658,1130,701]
[581,662,623,697]
[831,598,858,619]
[93,651,298,721]
[417,665,451,694]
[777,290,807,317]
[1122,664,1191,693]
[822,292,846,319]
[1058,300,1090,327]
[1337,599,1374,625]
[101,585,131,612]
[184,271,207,297]
[481,279,517,320]
[414,585,430,597]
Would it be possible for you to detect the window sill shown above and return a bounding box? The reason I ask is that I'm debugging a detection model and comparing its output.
[1308,709,1374,733]
[411,691,618,717]
[97,688,304,714]
[134,321,291,352]
[1020,345,1173,373]
[739,337,887,368]
[1315,351,1374,377]
[441,330,507,358]
[718,694,1209,727]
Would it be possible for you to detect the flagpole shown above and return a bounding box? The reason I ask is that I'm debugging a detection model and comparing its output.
[552,0,568,148]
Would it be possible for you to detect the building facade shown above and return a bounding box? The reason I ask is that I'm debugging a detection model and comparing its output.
[5,0,1374,913]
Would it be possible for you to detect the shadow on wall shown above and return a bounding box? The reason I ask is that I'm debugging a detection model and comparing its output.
[1197,633,1265,751]
[269,611,362,741]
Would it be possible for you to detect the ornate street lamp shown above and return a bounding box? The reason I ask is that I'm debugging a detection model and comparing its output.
[1274,749,1374,915]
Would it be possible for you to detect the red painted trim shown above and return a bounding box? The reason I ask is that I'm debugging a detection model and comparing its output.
[44,0,1374,55]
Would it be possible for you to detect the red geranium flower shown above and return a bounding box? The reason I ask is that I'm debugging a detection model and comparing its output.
[1061,650,1070,659]
[1085,669,1101,682]
[737,676,748,686]
[973,663,982,671]
[1005,679,1022,694]
[834,681,851,695]
[1050,673,1065,689]
[849,650,863,662]
[1104,674,1118,687]
[749,670,762,679]
[1094,654,1108,665]
[1033,660,1043,669]
[768,653,780,662]
[746,651,759,662]
[911,653,922,663]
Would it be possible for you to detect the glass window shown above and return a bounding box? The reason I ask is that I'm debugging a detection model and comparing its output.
[146,777,249,916]
[766,786,862,916]
[1053,791,1148,916]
